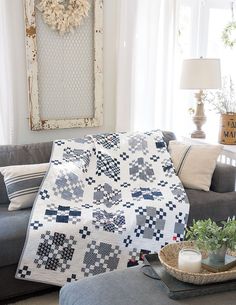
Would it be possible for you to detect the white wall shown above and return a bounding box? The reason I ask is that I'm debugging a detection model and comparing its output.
[5,0,117,144]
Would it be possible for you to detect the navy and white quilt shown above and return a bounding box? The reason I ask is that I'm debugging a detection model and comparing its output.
[16,130,189,286]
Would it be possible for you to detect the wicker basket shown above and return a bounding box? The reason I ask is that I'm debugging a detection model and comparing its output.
[159,242,236,285]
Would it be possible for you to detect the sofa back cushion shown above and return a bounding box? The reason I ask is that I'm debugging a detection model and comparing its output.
[0,131,176,205]
[0,142,52,205]
[162,131,176,147]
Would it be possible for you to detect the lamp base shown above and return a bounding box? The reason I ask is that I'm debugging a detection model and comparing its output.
[191,90,207,139]
[191,130,206,139]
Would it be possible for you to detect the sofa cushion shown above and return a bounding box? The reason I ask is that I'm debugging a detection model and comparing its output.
[211,163,236,193]
[0,205,31,267]
[169,141,222,191]
[186,189,236,225]
[0,264,55,302]
[59,265,236,305]
[1,163,49,211]
[0,142,53,205]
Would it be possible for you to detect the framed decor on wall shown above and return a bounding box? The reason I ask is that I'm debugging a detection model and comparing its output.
[24,0,103,130]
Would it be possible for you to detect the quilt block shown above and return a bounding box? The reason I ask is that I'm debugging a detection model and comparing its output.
[16,130,189,286]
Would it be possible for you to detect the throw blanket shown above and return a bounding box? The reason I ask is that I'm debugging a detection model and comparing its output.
[16,131,189,286]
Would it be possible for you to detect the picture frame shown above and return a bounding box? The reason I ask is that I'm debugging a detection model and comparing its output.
[24,0,103,130]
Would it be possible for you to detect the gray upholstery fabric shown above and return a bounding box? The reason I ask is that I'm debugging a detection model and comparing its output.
[0,142,52,205]
[211,163,236,193]
[186,189,236,225]
[0,264,54,303]
[0,205,31,267]
[162,130,176,146]
[59,266,236,305]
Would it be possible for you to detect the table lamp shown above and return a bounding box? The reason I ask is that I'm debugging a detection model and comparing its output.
[180,58,221,138]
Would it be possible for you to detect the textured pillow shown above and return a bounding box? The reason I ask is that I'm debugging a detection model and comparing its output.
[0,163,49,211]
[168,141,222,191]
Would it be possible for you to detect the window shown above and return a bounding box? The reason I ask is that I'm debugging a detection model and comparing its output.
[178,0,236,138]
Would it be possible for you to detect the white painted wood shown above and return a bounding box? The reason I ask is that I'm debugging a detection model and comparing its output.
[181,136,236,166]
[24,0,104,130]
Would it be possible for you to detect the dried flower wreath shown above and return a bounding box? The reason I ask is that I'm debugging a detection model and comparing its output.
[37,0,90,35]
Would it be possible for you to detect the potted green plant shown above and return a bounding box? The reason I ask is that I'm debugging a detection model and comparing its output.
[203,77,236,144]
[186,218,236,263]
[203,76,236,114]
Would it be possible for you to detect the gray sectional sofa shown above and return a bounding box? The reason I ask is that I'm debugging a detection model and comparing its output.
[0,131,235,303]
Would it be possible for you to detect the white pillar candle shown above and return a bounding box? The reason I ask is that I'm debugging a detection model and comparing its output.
[178,248,202,273]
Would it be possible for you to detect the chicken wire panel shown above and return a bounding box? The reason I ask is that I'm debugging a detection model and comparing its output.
[35,0,94,120]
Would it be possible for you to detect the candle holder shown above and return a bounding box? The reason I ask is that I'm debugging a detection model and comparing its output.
[178,248,202,273]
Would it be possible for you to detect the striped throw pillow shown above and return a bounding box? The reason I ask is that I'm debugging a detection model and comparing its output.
[168,141,222,191]
[0,163,49,211]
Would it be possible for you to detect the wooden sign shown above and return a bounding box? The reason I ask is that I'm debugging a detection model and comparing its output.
[219,114,236,145]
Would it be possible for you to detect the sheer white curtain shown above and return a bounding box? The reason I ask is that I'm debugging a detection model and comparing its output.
[116,0,183,133]
[0,0,15,144]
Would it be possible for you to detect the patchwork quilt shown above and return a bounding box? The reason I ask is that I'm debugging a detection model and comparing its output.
[16,130,189,286]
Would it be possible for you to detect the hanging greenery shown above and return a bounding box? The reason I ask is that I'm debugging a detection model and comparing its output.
[222,21,236,49]
[37,0,90,35]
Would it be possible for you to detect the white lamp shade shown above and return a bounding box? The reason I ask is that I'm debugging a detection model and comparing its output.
[180,58,222,90]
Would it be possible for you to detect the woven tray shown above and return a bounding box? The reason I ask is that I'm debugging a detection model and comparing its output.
[159,241,236,285]
[143,254,236,299]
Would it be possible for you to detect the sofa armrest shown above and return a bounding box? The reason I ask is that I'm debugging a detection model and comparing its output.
[210,163,236,193]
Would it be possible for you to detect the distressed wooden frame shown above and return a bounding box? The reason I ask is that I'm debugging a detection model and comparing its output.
[24,0,103,130]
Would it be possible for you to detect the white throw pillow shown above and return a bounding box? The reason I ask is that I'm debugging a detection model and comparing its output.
[0,163,49,211]
[168,141,222,191]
